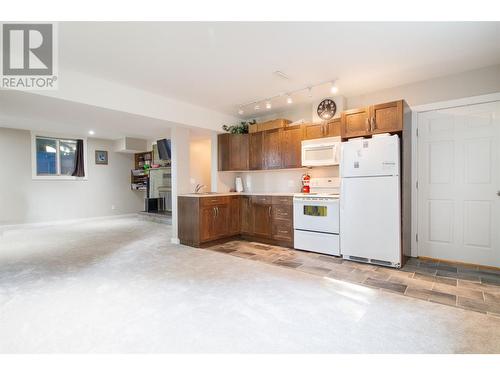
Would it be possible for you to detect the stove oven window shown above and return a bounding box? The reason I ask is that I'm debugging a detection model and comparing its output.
[303,205,327,217]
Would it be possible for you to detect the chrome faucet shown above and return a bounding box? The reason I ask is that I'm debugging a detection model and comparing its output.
[195,184,206,193]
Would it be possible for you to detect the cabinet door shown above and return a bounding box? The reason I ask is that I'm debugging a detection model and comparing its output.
[240,196,253,235]
[371,100,403,134]
[341,107,371,139]
[214,204,230,238]
[229,196,240,235]
[281,125,303,168]
[249,132,264,170]
[229,134,249,171]
[263,129,282,169]
[303,123,325,140]
[324,118,341,137]
[217,134,230,171]
[200,206,216,242]
[252,203,273,238]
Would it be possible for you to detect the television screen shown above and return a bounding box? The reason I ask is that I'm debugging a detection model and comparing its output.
[157,139,171,160]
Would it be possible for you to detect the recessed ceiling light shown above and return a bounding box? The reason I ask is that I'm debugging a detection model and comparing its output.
[266,101,272,109]
[286,95,293,104]
[238,108,244,115]
[88,130,95,135]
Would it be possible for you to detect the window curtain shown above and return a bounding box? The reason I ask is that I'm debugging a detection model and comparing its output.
[71,139,85,177]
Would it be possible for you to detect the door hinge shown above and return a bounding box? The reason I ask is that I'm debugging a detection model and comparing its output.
[416,180,418,189]
[416,127,419,137]
[416,233,419,242]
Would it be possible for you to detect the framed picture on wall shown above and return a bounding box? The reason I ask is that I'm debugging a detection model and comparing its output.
[95,150,108,165]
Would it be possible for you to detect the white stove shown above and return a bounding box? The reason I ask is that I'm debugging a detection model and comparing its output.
[293,177,341,256]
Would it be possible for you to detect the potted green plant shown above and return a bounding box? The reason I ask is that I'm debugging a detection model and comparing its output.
[222,119,256,134]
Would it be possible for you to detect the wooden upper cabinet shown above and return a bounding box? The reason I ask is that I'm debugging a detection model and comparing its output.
[217,134,230,171]
[281,125,303,168]
[341,107,371,139]
[263,128,282,169]
[228,134,249,171]
[303,123,325,140]
[371,100,403,134]
[249,132,264,170]
[324,118,341,137]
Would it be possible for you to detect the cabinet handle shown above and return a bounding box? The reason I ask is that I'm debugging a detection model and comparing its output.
[372,117,376,131]
[268,206,272,217]
[213,207,216,217]
[365,118,370,132]
[216,206,219,217]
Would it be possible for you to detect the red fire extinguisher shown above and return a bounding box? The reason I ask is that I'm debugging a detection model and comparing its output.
[301,173,311,193]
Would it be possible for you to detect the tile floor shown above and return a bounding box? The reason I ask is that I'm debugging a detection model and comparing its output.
[208,240,500,316]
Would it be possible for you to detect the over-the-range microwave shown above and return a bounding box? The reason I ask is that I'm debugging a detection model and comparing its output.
[301,136,341,167]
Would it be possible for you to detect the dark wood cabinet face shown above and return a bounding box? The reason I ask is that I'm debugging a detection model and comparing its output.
[229,197,240,235]
[200,206,216,242]
[341,107,371,139]
[214,204,230,238]
[240,196,253,235]
[252,203,273,238]
[371,101,403,134]
[263,129,282,169]
[217,134,230,171]
[281,125,303,168]
[249,132,264,170]
[228,134,249,171]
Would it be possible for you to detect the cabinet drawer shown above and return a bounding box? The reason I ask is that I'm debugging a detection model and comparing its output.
[251,195,272,205]
[273,205,292,220]
[272,196,293,205]
[200,196,231,206]
[273,220,293,241]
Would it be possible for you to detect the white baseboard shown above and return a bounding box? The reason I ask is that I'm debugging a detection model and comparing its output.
[0,213,138,230]
[171,237,180,245]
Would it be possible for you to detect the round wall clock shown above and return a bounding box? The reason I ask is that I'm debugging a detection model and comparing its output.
[317,99,337,120]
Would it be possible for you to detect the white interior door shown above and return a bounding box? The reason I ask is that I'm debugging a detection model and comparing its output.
[417,101,500,267]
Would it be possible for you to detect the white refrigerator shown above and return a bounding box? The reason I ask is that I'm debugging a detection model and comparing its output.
[340,134,401,267]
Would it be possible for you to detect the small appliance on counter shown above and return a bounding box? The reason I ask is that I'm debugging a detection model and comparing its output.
[293,177,340,256]
[301,172,311,193]
[235,177,244,192]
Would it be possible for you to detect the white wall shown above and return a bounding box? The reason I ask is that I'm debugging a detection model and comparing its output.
[346,64,500,109]
[189,138,211,192]
[0,127,144,225]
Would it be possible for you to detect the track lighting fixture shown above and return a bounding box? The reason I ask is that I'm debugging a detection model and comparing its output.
[266,101,272,109]
[286,95,293,104]
[330,80,339,94]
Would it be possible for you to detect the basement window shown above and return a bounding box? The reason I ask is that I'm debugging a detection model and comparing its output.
[32,134,87,180]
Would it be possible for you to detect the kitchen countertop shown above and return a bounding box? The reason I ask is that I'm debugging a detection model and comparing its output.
[178,192,297,198]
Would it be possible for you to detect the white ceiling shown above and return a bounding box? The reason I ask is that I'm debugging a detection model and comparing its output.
[0,91,212,140]
[59,22,500,118]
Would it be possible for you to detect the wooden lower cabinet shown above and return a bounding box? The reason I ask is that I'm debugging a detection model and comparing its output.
[252,202,273,238]
[240,195,253,235]
[178,195,293,247]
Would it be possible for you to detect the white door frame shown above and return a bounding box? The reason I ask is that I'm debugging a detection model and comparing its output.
[410,92,500,257]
